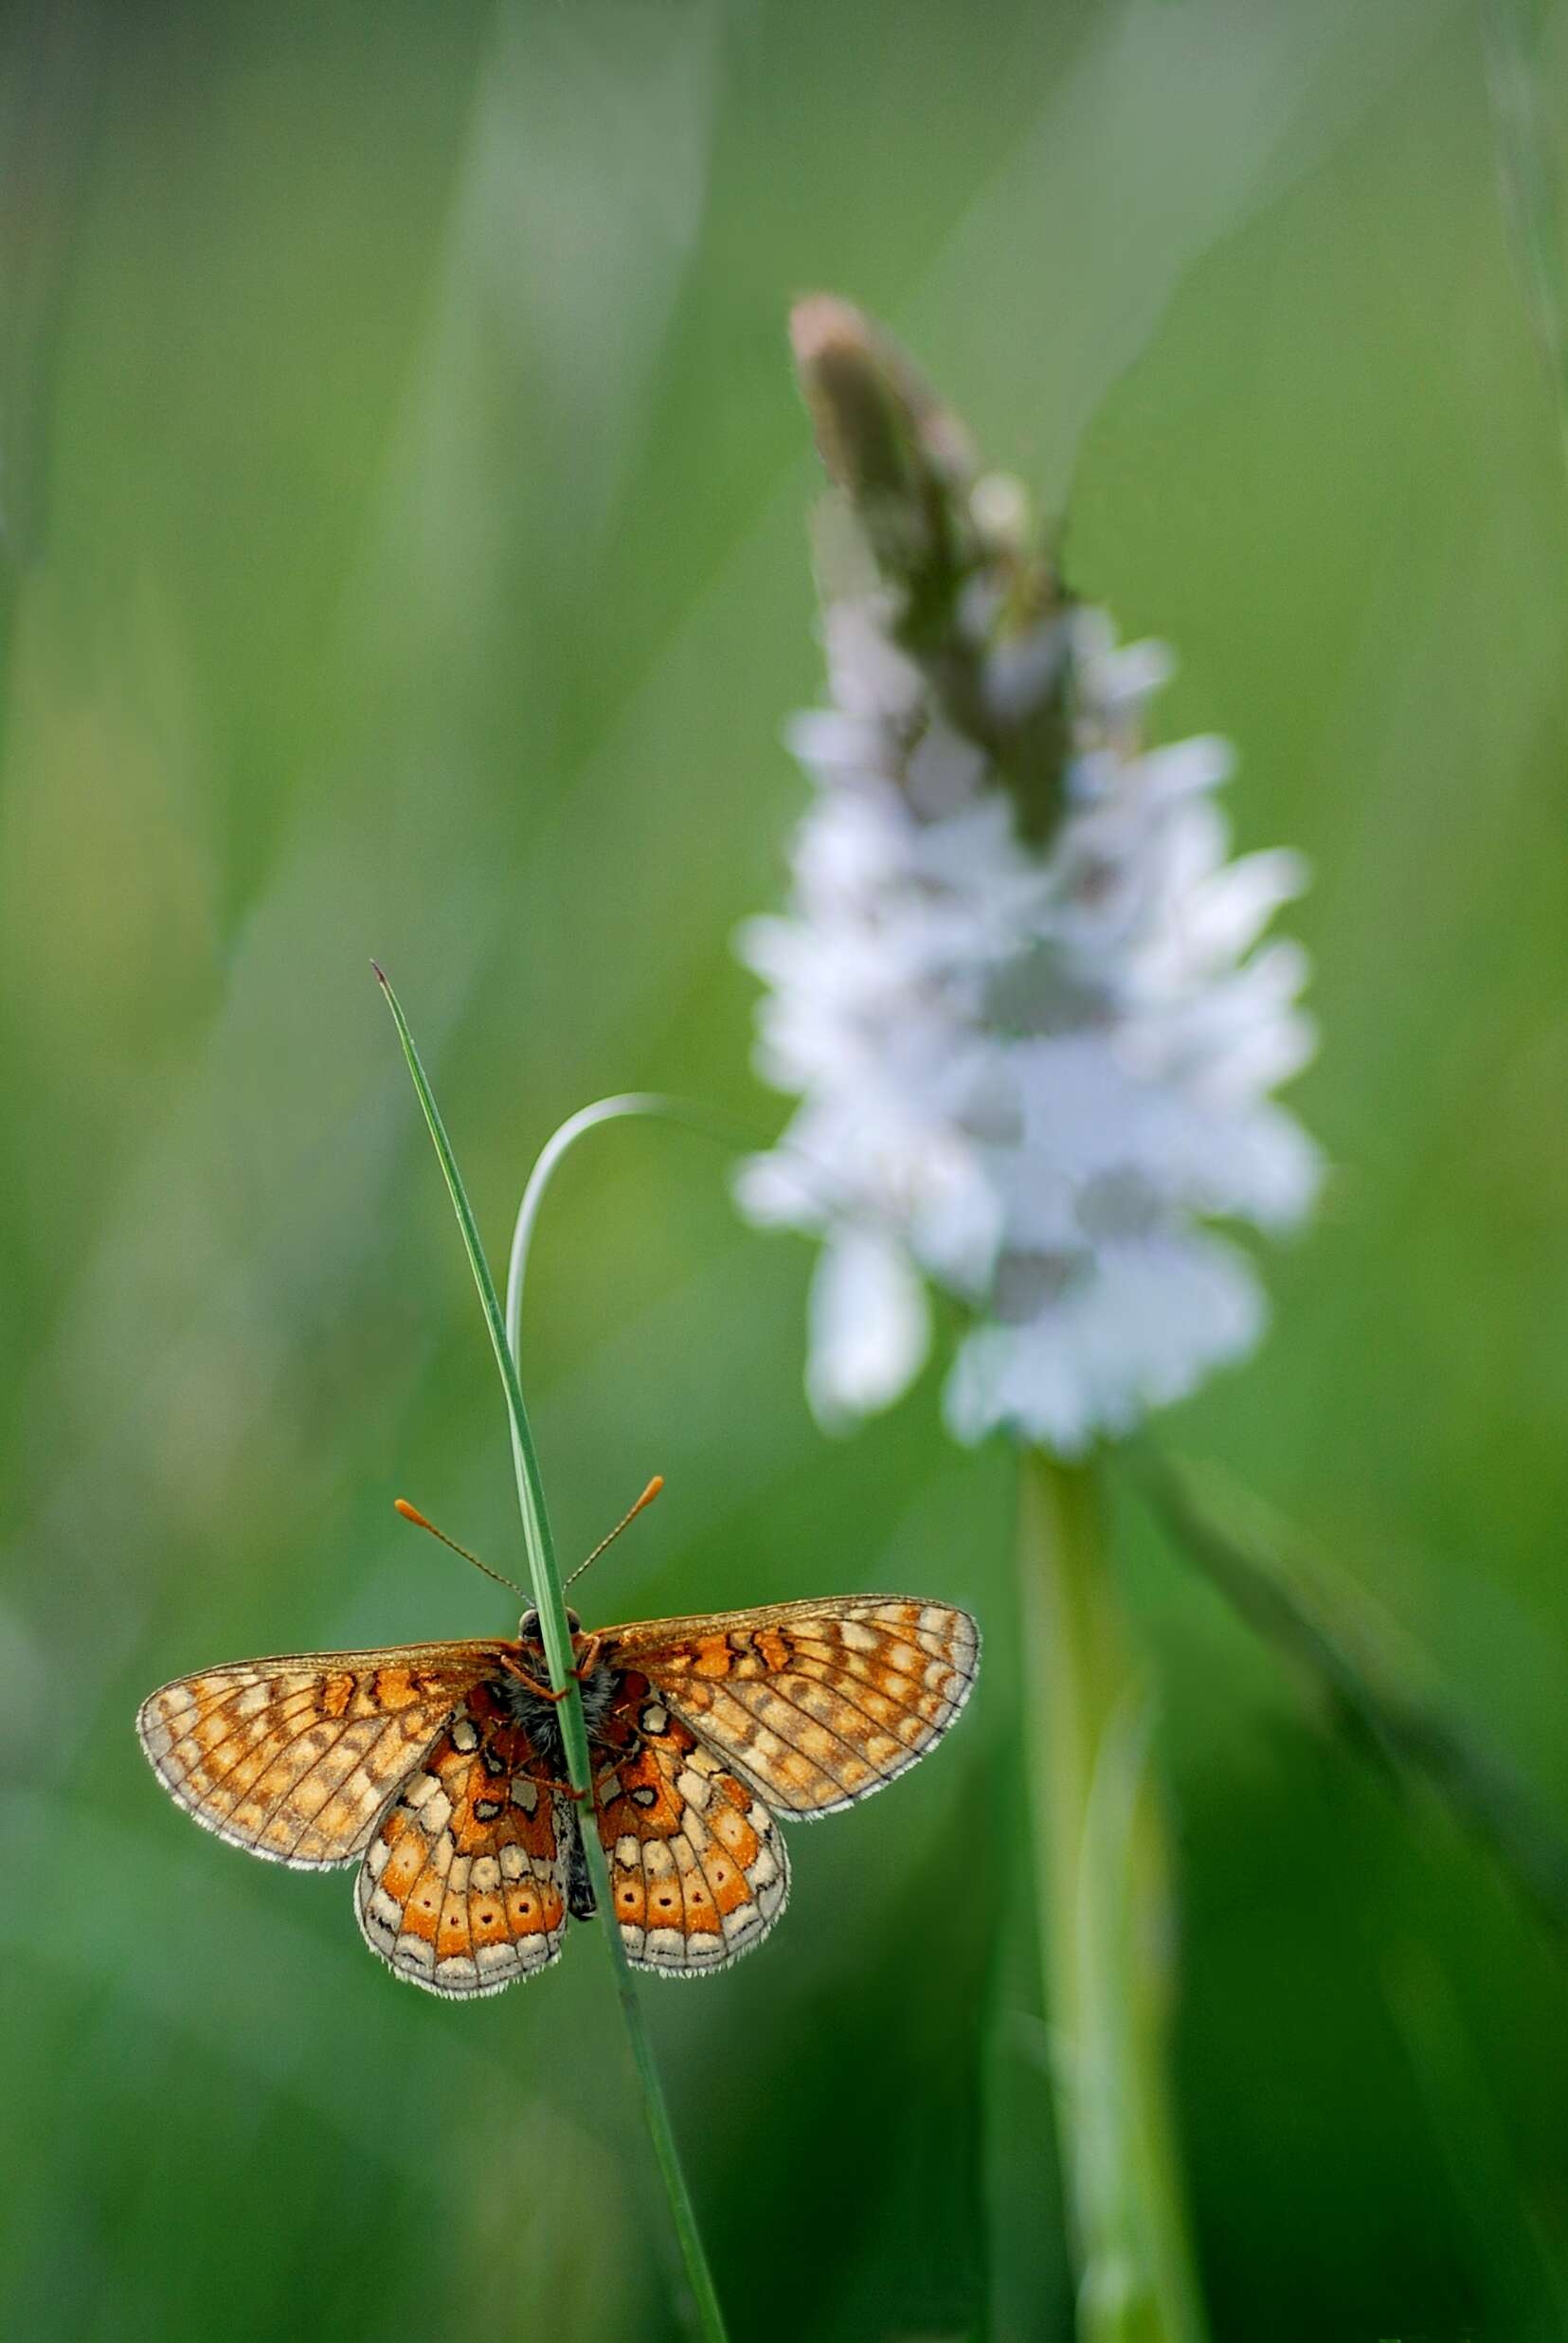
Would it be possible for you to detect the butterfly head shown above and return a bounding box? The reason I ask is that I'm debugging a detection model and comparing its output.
[517,1605,583,1647]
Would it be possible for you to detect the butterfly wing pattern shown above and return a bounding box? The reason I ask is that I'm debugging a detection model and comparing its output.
[585,1595,980,1975]
[136,1595,979,1995]
[355,1684,576,1996]
[135,1645,498,1867]
[603,1596,982,1818]
[591,1690,791,1975]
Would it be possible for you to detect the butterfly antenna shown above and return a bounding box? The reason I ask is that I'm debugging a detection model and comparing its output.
[564,1475,664,1591]
[393,1500,529,1600]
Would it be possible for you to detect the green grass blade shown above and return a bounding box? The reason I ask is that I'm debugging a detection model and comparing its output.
[373,965,730,2343]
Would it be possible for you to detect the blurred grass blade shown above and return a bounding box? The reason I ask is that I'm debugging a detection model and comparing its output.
[1382,1939,1568,2339]
[374,966,730,2343]
[1134,1445,1568,1952]
[1484,0,1568,499]
[0,0,104,696]
[984,2003,1073,2341]
[1018,1450,1210,2343]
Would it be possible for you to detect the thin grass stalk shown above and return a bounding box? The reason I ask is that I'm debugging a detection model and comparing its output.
[1018,1450,1209,2343]
[373,970,729,2343]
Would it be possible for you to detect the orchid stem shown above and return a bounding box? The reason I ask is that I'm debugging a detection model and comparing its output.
[1018,1449,1209,2343]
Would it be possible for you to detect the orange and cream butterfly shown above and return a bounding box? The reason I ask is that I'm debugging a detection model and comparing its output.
[135,1483,980,1998]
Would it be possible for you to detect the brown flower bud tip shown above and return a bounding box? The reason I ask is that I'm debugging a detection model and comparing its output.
[787,294,973,503]
[788,294,876,374]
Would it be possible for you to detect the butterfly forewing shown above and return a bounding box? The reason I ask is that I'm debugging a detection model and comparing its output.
[598,1596,981,1818]
[135,1642,501,1869]
[590,1684,790,1974]
[356,1684,573,1997]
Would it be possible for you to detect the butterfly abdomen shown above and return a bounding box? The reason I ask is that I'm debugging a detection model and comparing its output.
[566,1815,597,1919]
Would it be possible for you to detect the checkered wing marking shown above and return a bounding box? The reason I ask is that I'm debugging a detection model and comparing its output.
[602,1597,980,1817]
[593,1696,789,1974]
[357,1683,570,1999]
[135,1643,500,1868]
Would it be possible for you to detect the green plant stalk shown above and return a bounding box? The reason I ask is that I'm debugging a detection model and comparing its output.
[374,970,730,2343]
[1018,1450,1208,2343]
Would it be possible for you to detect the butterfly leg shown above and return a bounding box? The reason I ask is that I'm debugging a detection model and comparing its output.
[497,1639,604,1703]
[570,1633,604,1682]
[497,1654,568,1705]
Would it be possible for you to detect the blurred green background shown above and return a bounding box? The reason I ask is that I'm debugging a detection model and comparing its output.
[3,3,1568,2337]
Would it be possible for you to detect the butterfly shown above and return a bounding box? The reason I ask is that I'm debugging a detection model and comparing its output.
[135,1494,980,1999]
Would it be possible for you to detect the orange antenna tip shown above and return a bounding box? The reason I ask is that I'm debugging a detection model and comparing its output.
[563,1472,667,1589]
[393,1497,527,1599]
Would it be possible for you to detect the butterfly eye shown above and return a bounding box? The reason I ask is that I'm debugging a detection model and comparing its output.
[515,1606,581,1643]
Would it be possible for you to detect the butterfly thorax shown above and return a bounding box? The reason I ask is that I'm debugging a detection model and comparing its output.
[491,1645,623,1779]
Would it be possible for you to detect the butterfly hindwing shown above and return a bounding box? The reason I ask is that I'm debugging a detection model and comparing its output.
[599,1596,980,1818]
[591,1682,789,1974]
[135,1644,500,1868]
[356,1683,572,1997]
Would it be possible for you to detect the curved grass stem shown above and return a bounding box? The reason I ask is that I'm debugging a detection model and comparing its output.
[374,974,730,2343]
[505,1091,759,1348]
